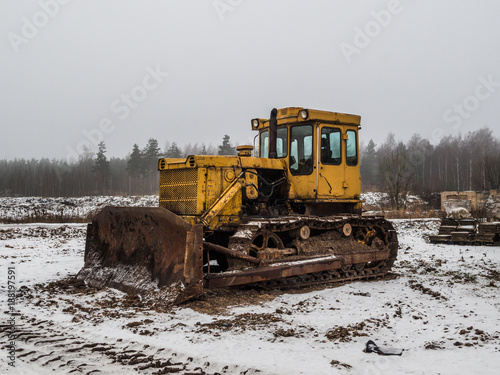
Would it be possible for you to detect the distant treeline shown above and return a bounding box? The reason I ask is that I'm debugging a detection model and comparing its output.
[0,129,499,203]
[360,127,500,209]
[0,135,236,197]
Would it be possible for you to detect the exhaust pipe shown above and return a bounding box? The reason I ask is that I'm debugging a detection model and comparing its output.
[269,108,278,159]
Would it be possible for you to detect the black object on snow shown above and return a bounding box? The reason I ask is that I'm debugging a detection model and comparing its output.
[364,340,404,356]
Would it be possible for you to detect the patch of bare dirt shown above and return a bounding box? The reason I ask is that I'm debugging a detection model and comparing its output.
[407,279,447,300]
[326,322,368,342]
[194,312,284,334]
[330,359,352,369]
[182,287,281,314]
[424,341,445,350]
[454,326,500,347]
[19,276,175,325]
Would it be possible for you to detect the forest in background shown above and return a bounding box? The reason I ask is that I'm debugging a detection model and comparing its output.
[1,128,499,208]
[361,127,500,209]
[0,135,236,197]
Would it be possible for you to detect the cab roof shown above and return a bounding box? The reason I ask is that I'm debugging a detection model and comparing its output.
[251,107,361,130]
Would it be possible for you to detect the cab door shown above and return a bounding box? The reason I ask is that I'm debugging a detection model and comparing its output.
[317,124,345,197]
[343,128,361,197]
[287,124,316,199]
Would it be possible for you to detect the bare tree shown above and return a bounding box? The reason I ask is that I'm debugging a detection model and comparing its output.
[378,135,414,210]
[483,153,500,189]
[406,134,433,194]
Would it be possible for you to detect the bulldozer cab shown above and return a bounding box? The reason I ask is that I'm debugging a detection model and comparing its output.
[253,107,362,211]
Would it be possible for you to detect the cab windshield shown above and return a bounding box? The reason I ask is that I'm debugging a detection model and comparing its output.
[259,128,288,158]
[289,125,313,175]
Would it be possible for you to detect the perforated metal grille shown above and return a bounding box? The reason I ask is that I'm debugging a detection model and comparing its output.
[159,168,198,215]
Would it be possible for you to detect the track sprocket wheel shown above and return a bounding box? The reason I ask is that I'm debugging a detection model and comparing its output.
[249,230,284,257]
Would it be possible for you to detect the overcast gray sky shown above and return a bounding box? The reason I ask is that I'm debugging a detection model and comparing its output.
[1,0,499,161]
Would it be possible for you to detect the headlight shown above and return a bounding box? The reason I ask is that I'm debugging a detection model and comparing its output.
[251,119,259,128]
[300,109,308,119]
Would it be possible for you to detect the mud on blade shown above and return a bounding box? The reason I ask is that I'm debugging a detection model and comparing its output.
[77,206,204,304]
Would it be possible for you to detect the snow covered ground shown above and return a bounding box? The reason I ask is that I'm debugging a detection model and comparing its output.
[0,193,426,223]
[360,192,390,207]
[0,195,158,222]
[1,219,499,374]
[360,192,426,214]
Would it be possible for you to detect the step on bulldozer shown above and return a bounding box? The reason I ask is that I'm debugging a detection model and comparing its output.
[78,107,398,303]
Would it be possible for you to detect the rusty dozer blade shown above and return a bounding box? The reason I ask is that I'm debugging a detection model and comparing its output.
[77,206,204,304]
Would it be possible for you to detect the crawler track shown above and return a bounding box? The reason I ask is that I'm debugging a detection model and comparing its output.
[206,215,398,289]
[257,258,396,290]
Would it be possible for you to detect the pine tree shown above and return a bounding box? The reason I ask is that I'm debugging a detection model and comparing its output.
[92,141,110,193]
[140,138,162,194]
[166,142,183,158]
[127,144,143,176]
[141,138,161,175]
[360,139,377,189]
[218,135,236,155]
[126,143,143,194]
[143,138,161,165]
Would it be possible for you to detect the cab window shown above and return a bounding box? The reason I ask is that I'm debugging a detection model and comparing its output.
[259,128,288,158]
[320,127,341,165]
[259,131,269,157]
[290,125,313,175]
[346,130,358,166]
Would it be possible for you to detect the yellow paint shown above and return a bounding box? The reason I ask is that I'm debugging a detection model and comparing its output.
[158,107,363,231]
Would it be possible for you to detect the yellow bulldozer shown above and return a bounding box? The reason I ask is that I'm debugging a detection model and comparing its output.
[78,107,398,303]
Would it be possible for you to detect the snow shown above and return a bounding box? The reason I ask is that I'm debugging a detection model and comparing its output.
[361,192,426,211]
[1,217,499,374]
[0,195,158,222]
[0,223,86,285]
[361,192,390,206]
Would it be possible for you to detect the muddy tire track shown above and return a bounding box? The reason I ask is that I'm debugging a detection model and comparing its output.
[0,314,260,374]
